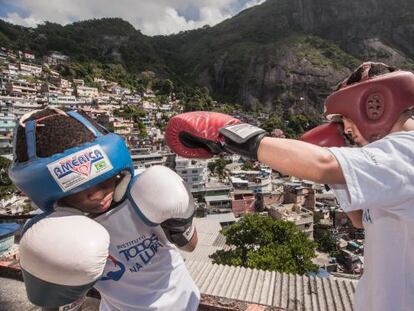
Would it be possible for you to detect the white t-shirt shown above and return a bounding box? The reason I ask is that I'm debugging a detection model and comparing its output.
[94,198,200,311]
[328,131,414,311]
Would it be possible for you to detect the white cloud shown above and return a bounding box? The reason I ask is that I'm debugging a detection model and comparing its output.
[242,0,266,10]
[3,0,265,36]
[140,7,197,35]
[4,12,41,28]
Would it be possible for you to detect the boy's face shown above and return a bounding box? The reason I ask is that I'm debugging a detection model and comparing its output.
[61,175,118,214]
[342,117,369,146]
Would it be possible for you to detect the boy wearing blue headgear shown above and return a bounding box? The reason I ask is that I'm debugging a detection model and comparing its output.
[12,108,200,311]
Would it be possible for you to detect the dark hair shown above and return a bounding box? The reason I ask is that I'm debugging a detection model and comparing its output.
[15,108,107,162]
[337,62,398,90]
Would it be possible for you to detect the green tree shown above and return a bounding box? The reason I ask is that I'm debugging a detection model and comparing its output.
[207,157,229,180]
[135,83,146,96]
[210,214,318,275]
[118,105,146,119]
[212,104,234,114]
[155,95,169,105]
[241,161,255,171]
[207,161,216,175]
[313,213,339,257]
[136,120,148,138]
[139,71,156,90]
[284,114,321,138]
[260,114,284,134]
[314,228,339,257]
[182,87,214,112]
[154,78,174,95]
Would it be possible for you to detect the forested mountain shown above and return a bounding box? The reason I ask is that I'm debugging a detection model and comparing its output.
[1,0,414,115]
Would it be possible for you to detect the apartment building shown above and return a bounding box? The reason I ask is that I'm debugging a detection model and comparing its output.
[48,95,89,109]
[76,85,99,98]
[6,80,37,96]
[18,63,42,77]
[0,112,16,136]
[0,135,12,155]
[268,203,314,239]
[23,51,35,60]
[231,189,256,217]
[283,181,316,211]
[175,157,208,192]
[40,83,63,96]
[43,52,69,65]
[112,118,134,136]
[130,151,175,171]
[49,76,71,89]
[11,101,45,118]
[72,79,85,86]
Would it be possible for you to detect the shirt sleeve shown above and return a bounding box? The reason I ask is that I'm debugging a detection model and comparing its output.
[327,135,414,216]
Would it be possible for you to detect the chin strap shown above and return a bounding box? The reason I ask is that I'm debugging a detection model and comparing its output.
[113,171,132,202]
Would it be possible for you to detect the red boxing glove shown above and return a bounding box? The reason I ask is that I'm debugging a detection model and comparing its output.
[300,122,347,147]
[165,111,267,159]
[165,111,241,158]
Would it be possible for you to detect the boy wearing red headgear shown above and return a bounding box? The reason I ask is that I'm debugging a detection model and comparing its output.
[165,62,414,311]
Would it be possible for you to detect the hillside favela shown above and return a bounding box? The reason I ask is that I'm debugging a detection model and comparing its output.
[0,0,413,310]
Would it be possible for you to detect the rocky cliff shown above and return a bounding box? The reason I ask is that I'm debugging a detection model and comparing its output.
[165,0,414,113]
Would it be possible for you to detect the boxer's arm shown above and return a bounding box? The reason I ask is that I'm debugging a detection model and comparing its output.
[129,166,198,249]
[258,137,345,185]
[347,210,364,228]
[165,112,346,183]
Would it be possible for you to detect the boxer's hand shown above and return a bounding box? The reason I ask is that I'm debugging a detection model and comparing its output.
[166,111,267,160]
[19,208,109,309]
[128,166,196,247]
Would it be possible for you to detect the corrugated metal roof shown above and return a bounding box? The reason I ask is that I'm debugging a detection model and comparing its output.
[183,217,357,311]
[180,217,225,262]
[212,233,227,247]
[186,260,356,311]
[206,213,237,223]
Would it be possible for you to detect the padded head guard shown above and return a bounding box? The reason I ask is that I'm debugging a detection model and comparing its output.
[9,110,134,212]
[300,122,347,147]
[324,62,414,142]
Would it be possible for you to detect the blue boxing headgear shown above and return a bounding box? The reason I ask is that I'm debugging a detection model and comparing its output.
[9,110,134,212]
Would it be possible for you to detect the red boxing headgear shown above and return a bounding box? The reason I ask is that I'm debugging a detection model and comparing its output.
[300,122,346,147]
[324,62,414,142]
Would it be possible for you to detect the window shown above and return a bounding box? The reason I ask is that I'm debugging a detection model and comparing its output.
[191,170,198,174]
[192,177,198,181]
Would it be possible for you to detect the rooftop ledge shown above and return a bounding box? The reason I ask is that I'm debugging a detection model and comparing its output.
[0,249,357,311]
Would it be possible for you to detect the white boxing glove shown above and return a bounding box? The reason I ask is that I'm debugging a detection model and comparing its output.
[129,166,196,247]
[19,208,110,310]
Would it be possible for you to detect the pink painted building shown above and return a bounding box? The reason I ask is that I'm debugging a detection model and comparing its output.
[231,190,256,217]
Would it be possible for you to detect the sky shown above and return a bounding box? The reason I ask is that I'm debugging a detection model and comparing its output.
[0,0,265,36]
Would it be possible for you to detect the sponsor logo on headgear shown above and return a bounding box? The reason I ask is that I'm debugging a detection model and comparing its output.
[47,145,113,192]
